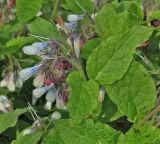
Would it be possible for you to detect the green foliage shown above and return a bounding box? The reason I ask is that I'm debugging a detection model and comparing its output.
[106,61,156,122]
[87,26,153,84]
[118,125,160,144]
[0,108,27,133]
[29,18,63,41]
[0,0,160,143]
[53,120,120,144]
[67,72,99,124]
[63,0,94,14]
[16,0,43,23]
[13,131,43,144]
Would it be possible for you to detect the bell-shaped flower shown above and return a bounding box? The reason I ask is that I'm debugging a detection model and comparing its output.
[23,42,48,56]
[0,95,13,113]
[33,73,45,87]
[51,111,61,120]
[19,64,42,81]
[32,84,54,105]
[56,96,66,110]
[15,77,23,88]
[44,88,57,110]
[67,14,83,22]
[7,72,15,92]
[0,72,16,92]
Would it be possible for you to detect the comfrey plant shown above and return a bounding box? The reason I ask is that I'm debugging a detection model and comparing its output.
[20,40,73,110]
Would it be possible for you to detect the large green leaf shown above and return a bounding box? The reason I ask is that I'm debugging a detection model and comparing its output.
[87,26,153,85]
[16,0,42,24]
[0,108,27,134]
[118,125,160,144]
[95,2,143,38]
[106,61,156,122]
[29,18,63,41]
[67,72,99,124]
[54,120,120,144]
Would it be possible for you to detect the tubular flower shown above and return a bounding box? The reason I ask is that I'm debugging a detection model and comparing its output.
[21,40,72,110]
[0,95,13,113]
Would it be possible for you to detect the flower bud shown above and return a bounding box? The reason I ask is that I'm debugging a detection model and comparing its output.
[51,111,61,120]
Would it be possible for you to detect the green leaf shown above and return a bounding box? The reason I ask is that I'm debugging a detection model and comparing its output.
[99,95,121,123]
[87,26,153,85]
[14,131,43,144]
[118,125,160,144]
[106,61,156,122]
[16,0,42,23]
[4,37,35,54]
[95,2,142,38]
[81,38,101,60]
[63,0,94,14]
[0,108,27,134]
[55,120,120,144]
[44,129,65,144]
[29,18,63,41]
[67,72,99,124]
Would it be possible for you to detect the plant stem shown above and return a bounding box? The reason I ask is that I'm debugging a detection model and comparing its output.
[52,0,60,20]
[135,104,160,129]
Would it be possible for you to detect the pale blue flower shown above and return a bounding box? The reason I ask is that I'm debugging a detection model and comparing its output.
[67,14,84,22]
[19,64,42,81]
[23,42,48,56]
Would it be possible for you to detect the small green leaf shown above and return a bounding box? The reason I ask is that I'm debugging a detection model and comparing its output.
[87,26,153,85]
[63,0,94,14]
[67,72,99,124]
[5,37,35,54]
[16,0,42,23]
[81,38,101,60]
[29,18,63,41]
[14,131,43,144]
[55,120,121,144]
[118,125,160,144]
[106,61,156,122]
[0,108,27,134]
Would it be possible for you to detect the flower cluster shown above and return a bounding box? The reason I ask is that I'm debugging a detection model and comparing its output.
[0,70,23,92]
[19,40,72,110]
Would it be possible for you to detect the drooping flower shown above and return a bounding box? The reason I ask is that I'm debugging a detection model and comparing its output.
[23,42,48,56]
[0,95,13,113]
[32,84,54,105]
[33,72,45,88]
[19,64,42,81]
[0,72,15,92]
[44,88,57,110]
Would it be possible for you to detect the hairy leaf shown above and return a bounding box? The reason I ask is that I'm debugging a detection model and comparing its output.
[67,72,99,124]
[13,131,43,144]
[54,120,120,144]
[106,61,156,122]
[87,26,153,85]
[118,125,160,144]
[16,0,42,23]
[0,108,27,133]
[29,18,63,41]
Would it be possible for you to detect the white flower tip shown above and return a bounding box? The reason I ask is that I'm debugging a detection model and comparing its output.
[44,101,52,110]
[23,128,35,136]
[51,111,61,120]
[32,97,38,105]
